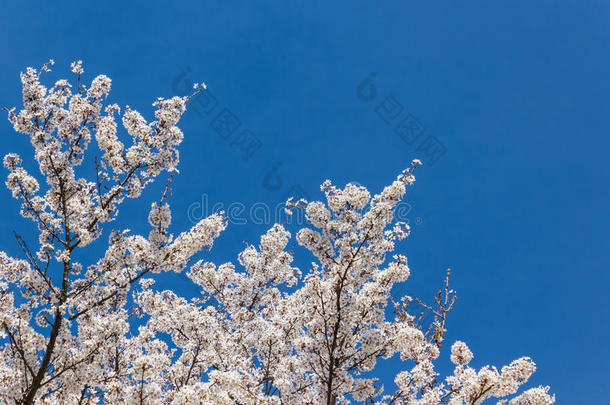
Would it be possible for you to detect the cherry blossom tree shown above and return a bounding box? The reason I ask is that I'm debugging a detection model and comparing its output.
[0,61,554,404]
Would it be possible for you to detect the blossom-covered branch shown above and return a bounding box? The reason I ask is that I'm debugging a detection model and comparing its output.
[0,61,553,405]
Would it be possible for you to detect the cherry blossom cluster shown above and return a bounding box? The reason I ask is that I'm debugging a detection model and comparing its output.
[0,62,553,404]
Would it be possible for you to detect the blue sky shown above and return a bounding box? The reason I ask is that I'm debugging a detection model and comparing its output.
[1,1,609,402]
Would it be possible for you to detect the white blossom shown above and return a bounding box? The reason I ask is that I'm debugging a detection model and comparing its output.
[0,61,553,405]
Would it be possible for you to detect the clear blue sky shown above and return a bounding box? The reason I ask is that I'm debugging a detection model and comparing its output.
[0,1,608,402]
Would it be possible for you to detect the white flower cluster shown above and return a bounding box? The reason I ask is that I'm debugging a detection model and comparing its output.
[0,62,553,404]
